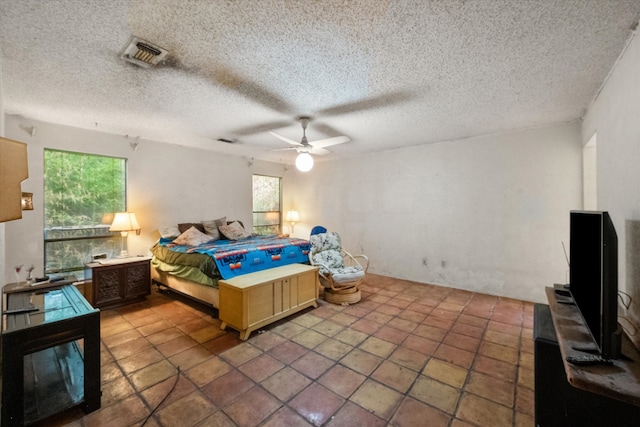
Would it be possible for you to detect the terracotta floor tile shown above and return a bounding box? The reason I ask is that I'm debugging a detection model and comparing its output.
[488,319,522,336]
[484,329,521,349]
[155,390,217,427]
[374,325,410,345]
[268,339,309,364]
[413,323,448,342]
[118,347,165,374]
[223,386,282,427]
[333,327,369,346]
[202,333,243,355]
[292,329,329,349]
[168,345,214,371]
[314,337,354,360]
[317,364,366,398]
[515,385,535,417]
[401,334,439,355]
[350,318,383,335]
[82,394,149,427]
[140,374,197,412]
[371,360,418,393]
[238,353,285,382]
[423,358,468,389]
[184,356,233,387]
[465,371,515,407]
[360,336,397,358]
[102,328,143,349]
[290,351,335,379]
[136,319,173,337]
[410,375,461,414]
[261,366,312,401]
[248,330,287,351]
[198,410,237,426]
[291,313,324,328]
[364,311,393,325]
[289,383,345,426]
[350,378,403,420]
[100,376,135,407]
[391,396,452,427]
[102,361,124,383]
[109,337,153,360]
[312,319,344,337]
[434,343,476,369]
[397,308,427,323]
[478,341,519,365]
[456,393,513,427]
[189,324,227,343]
[262,406,313,427]
[388,345,430,372]
[146,326,187,346]
[36,276,537,427]
[156,334,199,358]
[201,369,254,407]
[472,354,517,382]
[219,342,263,366]
[340,348,383,376]
[443,331,481,353]
[326,401,387,427]
[130,359,178,392]
[271,320,307,338]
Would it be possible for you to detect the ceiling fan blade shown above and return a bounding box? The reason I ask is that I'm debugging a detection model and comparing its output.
[270,147,297,152]
[232,120,292,136]
[309,147,330,156]
[309,135,350,149]
[315,90,416,117]
[268,131,301,146]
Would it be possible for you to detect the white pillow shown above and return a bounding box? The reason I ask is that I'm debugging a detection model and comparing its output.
[202,216,226,240]
[159,225,180,238]
[219,221,251,240]
[173,226,213,246]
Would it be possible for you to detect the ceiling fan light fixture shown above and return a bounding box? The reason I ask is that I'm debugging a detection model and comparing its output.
[295,152,314,172]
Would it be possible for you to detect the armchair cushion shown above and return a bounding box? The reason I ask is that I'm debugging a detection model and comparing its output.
[331,266,365,283]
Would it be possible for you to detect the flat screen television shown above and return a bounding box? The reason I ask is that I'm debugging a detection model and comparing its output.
[569,210,621,359]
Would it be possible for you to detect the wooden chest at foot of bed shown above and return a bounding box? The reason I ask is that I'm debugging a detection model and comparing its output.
[219,264,319,340]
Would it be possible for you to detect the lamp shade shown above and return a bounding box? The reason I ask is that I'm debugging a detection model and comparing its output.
[286,210,300,223]
[109,212,140,232]
[295,152,314,172]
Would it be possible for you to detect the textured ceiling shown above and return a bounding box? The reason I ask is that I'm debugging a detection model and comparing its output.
[1,0,639,164]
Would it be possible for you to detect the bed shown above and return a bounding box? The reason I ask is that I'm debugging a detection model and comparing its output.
[150,220,312,314]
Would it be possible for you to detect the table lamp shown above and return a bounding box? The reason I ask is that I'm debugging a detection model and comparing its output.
[109,212,140,257]
[285,210,300,234]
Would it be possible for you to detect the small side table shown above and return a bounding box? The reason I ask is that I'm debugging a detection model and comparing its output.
[1,285,101,426]
[84,257,151,309]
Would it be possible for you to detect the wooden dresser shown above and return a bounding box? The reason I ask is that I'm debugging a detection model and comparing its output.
[84,257,151,309]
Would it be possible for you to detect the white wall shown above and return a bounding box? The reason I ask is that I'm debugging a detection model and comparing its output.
[2,116,290,283]
[290,123,583,303]
[581,32,640,325]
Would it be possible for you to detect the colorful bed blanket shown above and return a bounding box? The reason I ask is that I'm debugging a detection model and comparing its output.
[157,235,311,279]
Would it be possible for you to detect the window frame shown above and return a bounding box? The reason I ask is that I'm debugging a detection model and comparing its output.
[43,149,127,277]
[252,174,282,236]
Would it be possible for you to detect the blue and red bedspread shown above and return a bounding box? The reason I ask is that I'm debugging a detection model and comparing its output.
[158,235,311,279]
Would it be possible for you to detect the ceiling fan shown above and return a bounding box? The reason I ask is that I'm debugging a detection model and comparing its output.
[269,117,350,172]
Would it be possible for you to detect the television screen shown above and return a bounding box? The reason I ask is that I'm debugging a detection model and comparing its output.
[569,210,620,358]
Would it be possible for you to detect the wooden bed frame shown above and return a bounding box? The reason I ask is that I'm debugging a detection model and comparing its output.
[151,266,220,314]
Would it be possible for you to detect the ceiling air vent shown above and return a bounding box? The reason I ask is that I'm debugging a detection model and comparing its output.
[120,36,168,68]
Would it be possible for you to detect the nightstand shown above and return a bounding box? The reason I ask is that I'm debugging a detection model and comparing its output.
[84,257,151,309]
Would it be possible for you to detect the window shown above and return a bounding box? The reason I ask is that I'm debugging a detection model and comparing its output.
[44,149,126,277]
[252,174,281,235]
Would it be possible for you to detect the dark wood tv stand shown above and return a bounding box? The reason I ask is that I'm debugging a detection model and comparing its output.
[535,287,640,426]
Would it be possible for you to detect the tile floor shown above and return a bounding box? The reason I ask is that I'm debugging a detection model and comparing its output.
[30,274,535,426]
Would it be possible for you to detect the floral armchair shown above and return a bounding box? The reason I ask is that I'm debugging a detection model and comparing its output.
[308,231,369,303]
